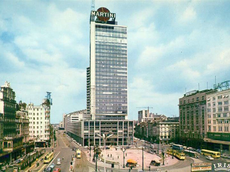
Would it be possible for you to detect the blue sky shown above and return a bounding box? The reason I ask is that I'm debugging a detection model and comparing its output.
[1,0,230,124]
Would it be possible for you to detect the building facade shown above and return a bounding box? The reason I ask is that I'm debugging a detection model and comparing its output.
[157,121,179,144]
[179,89,211,147]
[87,7,128,120]
[135,120,179,144]
[64,109,90,133]
[138,110,167,123]
[66,119,134,147]
[205,84,230,151]
[26,95,51,146]
[138,110,150,123]
[0,82,23,151]
[0,82,24,162]
[16,110,29,143]
[0,115,3,153]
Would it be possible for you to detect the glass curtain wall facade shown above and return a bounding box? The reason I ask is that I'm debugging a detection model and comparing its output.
[88,20,128,120]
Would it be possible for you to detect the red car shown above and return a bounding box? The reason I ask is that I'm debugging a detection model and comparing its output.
[53,168,61,172]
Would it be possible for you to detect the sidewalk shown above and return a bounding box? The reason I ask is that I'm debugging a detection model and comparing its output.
[84,147,179,171]
[24,150,48,172]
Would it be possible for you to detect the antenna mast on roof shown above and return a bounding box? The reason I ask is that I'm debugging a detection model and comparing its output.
[91,0,95,11]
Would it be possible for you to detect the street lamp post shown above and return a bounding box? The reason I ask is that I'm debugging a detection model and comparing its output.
[95,153,98,172]
[94,145,100,172]
[97,133,113,172]
[122,147,126,168]
[142,146,144,171]
[162,149,165,165]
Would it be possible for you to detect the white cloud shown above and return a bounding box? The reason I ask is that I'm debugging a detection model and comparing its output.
[1,0,230,123]
[180,7,197,22]
[129,76,180,117]
[48,5,86,38]
[166,59,201,81]
[136,36,185,67]
[206,49,230,74]
[5,52,25,68]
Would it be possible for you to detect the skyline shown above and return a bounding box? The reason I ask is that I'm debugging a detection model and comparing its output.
[1,0,230,123]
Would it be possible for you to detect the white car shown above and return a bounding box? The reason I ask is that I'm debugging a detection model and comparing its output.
[206,156,214,160]
[57,158,61,165]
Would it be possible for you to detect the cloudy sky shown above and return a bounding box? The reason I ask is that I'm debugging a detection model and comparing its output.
[1,0,230,123]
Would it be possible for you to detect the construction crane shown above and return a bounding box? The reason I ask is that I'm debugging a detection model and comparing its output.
[137,106,153,111]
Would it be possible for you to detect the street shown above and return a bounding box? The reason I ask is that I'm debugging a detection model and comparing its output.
[26,133,230,172]
[57,131,94,172]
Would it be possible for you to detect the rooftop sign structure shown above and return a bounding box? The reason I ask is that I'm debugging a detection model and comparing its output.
[214,80,230,91]
[91,7,116,22]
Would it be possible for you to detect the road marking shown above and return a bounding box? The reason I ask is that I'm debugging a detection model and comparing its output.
[60,135,67,147]
[48,151,60,166]
[38,164,47,172]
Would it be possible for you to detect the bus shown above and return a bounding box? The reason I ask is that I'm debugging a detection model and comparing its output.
[76,149,81,159]
[44,152,54,164]
[201,149,220,158]
[174,150,185,160]
[166,149,175,155]
[172,144,183,151]
[184,150,199,158]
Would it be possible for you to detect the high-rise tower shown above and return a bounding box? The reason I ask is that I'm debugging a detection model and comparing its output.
[87,7,128,120]
[66,7,133,147]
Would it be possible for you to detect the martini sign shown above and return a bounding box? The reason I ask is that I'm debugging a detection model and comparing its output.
[91,7,116,22]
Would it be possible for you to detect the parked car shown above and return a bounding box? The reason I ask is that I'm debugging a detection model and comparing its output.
[150,159,160,166]
[221,154,228,159]
[57,158,61,165]
[169,142,175,147]
[126,159,137,168]
[44,167,52,172]
[187,147,196,151]
[50,163,55,169]
[206,156,214,160]
[196,149,201,153]
[44,163,55,172]
[53,168,61,172]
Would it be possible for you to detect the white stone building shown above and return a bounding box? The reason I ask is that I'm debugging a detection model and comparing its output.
[26,99,51,142]
[205,86,230,151]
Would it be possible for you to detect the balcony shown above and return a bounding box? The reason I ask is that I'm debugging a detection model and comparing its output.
[3,147,13,152]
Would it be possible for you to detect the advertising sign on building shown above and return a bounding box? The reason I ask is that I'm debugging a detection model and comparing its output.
[212,162,230,171]
[91,7,116,22]
[192,162,230,172]
[191,163,212,172]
